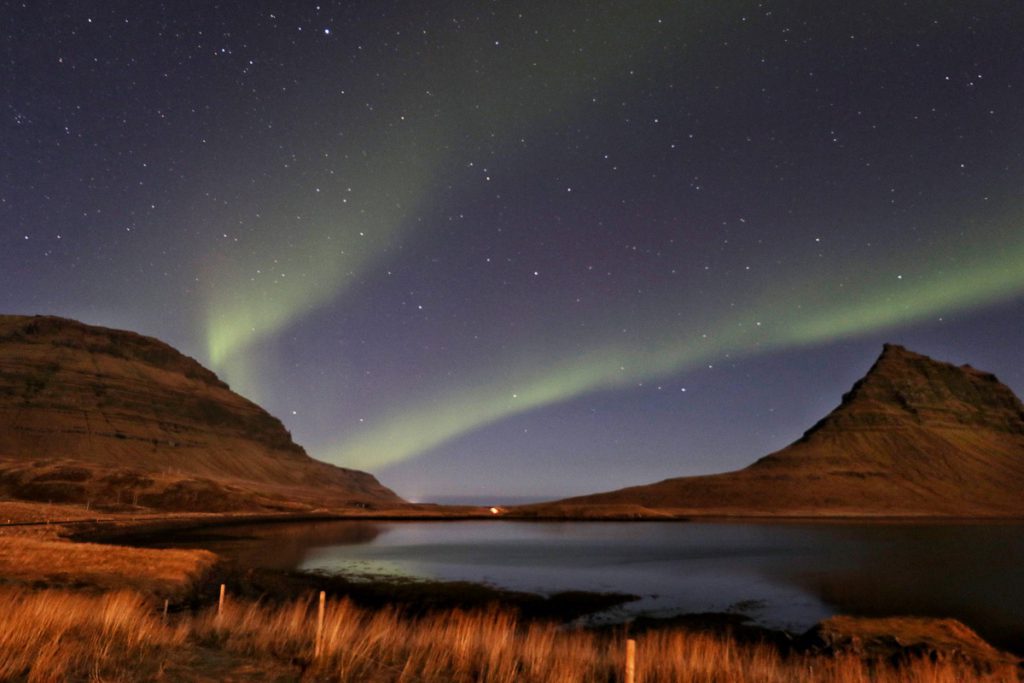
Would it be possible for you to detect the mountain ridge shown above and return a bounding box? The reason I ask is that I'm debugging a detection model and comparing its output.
[0,314,402,511]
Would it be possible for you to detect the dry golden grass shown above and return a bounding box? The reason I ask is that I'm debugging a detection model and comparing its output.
[198,595,1021,683]
[0,587,1019,682]
[0,500,110,534]
[0,588,187,682]
[0,536,215,594]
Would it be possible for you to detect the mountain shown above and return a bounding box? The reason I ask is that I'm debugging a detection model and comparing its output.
[0,315,402,511]
[533,345,1024,517]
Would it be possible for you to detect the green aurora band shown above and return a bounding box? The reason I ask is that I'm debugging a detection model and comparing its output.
[325,213,1024,469]
[203,136,436,374]
[201,1,737,399]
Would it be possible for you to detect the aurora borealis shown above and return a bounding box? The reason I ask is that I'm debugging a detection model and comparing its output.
[4,1,1023,500]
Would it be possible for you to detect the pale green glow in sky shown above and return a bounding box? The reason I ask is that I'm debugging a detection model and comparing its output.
[202,138,436,399]
[200,1,731,399]
[325,215,1024,469]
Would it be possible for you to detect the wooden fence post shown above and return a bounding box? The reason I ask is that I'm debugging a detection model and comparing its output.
[314,591,326,658]
[218,583,226,617]
[625,638,636,683]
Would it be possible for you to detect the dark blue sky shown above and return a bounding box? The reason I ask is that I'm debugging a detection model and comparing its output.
[3,1,1022,500]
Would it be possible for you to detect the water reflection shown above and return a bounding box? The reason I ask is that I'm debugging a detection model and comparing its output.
[156,520,385,570]
[772,523,1024,653]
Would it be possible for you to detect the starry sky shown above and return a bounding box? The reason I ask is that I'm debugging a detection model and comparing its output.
[3,1,1023,502]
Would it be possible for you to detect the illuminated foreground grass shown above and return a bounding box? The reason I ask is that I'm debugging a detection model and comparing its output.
[1,587,1019,682]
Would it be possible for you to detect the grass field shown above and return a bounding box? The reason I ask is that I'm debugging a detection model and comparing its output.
[2,587,1020,682]
[0,536,215,595]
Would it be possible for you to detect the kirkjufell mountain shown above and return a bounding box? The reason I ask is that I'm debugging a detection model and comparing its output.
[535,344,1024,517]
[0,315,402,511]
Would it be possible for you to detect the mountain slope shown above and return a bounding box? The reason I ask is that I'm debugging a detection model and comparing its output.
[538,345,1024,517]
[0,315,402,511]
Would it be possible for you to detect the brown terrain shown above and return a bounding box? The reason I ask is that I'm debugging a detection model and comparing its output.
[0,314,402,511]
[528,344,1024,517]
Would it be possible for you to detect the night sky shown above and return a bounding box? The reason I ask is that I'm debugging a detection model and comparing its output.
[3,1,1023,501]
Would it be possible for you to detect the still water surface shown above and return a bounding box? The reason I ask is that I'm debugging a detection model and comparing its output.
[161,520,1024,652]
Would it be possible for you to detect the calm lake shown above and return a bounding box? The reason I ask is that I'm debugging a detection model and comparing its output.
[156,520,1024,653]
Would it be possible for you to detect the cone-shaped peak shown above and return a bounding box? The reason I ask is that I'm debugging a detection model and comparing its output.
[872,343,954,374]
[553,345,1024,516]
[806,344,1024,438]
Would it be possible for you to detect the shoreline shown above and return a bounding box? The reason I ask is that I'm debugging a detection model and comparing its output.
[2,500,1022,679]
[58,510,1020,661]
[89,509,1024,654]
[43,504,1024,545]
